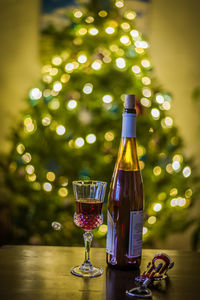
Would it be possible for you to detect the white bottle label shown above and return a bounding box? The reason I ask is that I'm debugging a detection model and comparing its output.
[106,210,115,255]
[128,210,143,258]
[122,113,136,138]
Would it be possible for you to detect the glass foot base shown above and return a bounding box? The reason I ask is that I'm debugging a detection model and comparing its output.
[71,265,103,278]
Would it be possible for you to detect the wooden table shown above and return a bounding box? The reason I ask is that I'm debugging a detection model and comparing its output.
[0,246,199,300]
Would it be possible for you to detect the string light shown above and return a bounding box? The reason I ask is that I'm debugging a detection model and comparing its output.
[43,89,51,97]
[102,95,113,103]
[65,63,74,72]
[135,41,149,49]
[83,83,93,94]
[43,182,52,192]
[53,81,62,92]
[132,65,141,74]
[24,117,35,133]
[105,131,114,141]
[116,57,126,69]
[153,166,162,176]
[161,101,171,110]
[73,10,83,18]
[42,64,52,73]
[22,153,32,163]
[115,1,124,8]
[141,98,151,107]
[182,166,191,177]
[25,165,35,175]
[156,94,164,104]
[125,11,136,20]
[27,174,36,182]
[105,27,115,34]
[130,30,139,38]
[143,227,148,235]
[16,143,25,155]
[120,35,130,45]
[52,56,62,66]
[73,61,79,69]
[170,188,178,196]
[172,161,181,171]
[89,28,99,35]
[135,48,144,54]
[151,108,160,120]
[178,197,186,207]
[153,203,162,212]
[56,125,66,135]
[166,163,173,174]
[98,10,107,17]
[58,187,68,197]
[78,27,87,35]
[43,75,52,83]
[110,44,118,52]
[163,117,173,128]
[185,188,192,198]
[77,54,87,63]
[121,23,130,31]
[91,60,102,70]
[173,154,183,163]
[67,99,77,110]
[148,216,156,224]
[48,98,60,110]
[141,59,150,68]
[46,172,56,182]
[170,198,178,207]
[137,145,146,157]
[50,68,58,76]
[171,197,186,207]
[85,16,94,23]
[29,88,42,100]
[42,115,51,126]
[86,134,96,144]
[61,74,70,83]
[142,88,151,98]
[98,224,107,234]
[139,161,145,170]
[142,77,151,85]
[75,137,85,148]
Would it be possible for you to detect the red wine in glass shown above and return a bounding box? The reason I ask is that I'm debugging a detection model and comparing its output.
[74,198,103,231]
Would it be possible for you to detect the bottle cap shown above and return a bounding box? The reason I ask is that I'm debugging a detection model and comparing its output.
[124,94,135,109]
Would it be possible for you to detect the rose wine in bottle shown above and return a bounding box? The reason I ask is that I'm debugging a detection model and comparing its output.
[106,94,144,270]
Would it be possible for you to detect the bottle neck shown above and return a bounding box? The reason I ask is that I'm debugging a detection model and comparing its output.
[115,112,139,171]
[121,113,136,138]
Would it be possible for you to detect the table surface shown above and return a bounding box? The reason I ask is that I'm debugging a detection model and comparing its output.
[0,246,199,300]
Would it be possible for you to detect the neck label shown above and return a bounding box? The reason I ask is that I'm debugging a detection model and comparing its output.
[122,113,136,138]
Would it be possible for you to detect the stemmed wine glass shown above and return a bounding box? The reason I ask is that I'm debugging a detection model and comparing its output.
[71,180,107,278]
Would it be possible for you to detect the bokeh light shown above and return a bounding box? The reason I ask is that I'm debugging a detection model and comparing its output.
[56,125,66,135]
[86,134,96,144]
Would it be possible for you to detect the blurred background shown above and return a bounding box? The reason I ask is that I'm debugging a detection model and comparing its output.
[0,0,200,250]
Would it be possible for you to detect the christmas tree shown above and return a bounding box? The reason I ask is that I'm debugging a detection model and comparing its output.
[0,0,199,247]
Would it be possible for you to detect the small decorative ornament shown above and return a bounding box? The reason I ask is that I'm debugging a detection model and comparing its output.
[126,253,174,298]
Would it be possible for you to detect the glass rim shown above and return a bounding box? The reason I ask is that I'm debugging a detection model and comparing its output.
[72,180,107,186]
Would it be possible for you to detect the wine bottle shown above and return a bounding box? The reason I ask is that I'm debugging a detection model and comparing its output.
[106,94,144,270]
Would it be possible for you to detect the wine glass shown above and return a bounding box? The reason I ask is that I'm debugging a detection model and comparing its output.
[71,180,107,278]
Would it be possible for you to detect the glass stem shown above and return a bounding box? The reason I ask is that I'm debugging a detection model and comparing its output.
[81,231,93,270]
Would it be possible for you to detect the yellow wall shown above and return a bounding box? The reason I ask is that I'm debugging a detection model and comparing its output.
[148,0,200,249]
[0,0,40,152]
[149,0,200,167]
